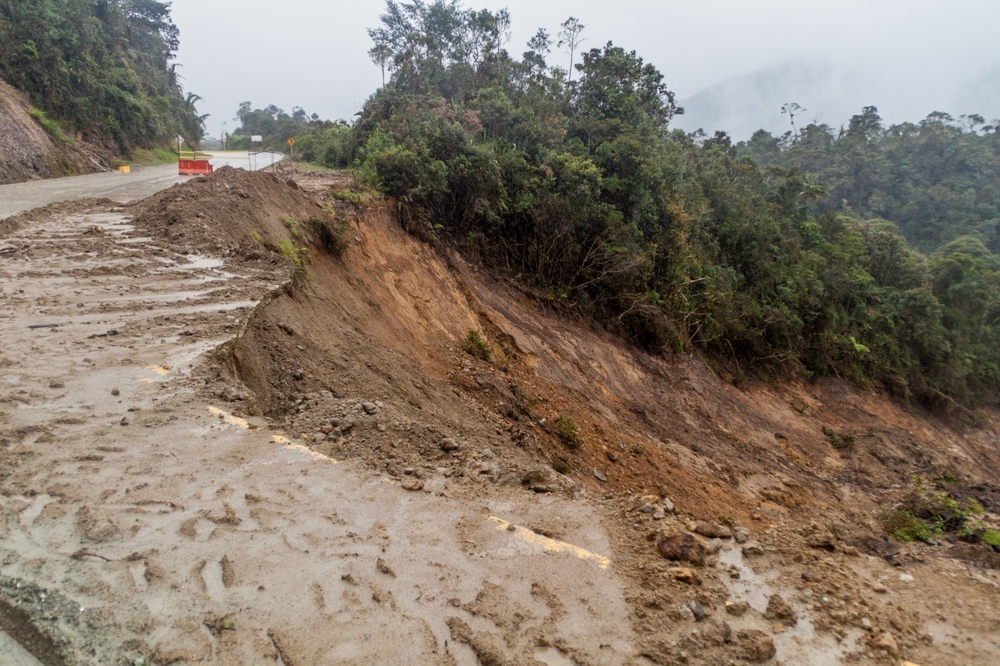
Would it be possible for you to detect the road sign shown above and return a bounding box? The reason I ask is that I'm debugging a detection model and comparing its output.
[251,135,263,143]
[287,138,295,146]
[177,135,184,145]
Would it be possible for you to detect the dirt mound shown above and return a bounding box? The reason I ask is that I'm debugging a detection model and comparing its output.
[0,78,101,185]
[130,166,328,256]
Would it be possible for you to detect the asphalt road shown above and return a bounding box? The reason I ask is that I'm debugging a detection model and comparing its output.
[0,151,284,219]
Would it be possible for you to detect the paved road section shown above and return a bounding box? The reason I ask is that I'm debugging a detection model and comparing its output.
[0,151,283,219]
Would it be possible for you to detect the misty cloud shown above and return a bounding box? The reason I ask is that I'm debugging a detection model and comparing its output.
[169,0,1000,140]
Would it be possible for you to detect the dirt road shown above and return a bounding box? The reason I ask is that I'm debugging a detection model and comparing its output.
[0,152,283,220]
[0,198,637,664]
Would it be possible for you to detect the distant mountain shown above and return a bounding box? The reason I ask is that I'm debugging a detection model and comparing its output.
[672,61,856,140]
[673,60,1000,141]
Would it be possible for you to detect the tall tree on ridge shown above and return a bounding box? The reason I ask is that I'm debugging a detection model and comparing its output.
[558,16,585,82]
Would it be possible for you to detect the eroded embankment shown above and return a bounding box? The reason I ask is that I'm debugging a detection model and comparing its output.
[225,172,1000,665]
[0,78,104,185]
[232,185,1000,539]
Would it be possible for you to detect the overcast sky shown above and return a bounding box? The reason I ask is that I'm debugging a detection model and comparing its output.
[170,0,1000,140]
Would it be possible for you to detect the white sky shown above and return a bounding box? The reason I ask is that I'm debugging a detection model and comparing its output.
[170,0,1000,139]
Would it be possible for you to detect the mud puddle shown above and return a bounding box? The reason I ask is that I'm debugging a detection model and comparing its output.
[717,545,863,665]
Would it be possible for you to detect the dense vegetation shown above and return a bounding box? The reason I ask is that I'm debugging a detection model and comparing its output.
[740,109,1000,254]
[0,0,204,151]
[301,0,1000,409]
[225,102,351,164]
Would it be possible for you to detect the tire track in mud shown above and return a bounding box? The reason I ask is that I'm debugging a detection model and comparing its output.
[0,197,640,664]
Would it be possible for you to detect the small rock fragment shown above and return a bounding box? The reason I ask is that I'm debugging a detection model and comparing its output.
[662,497,675,513]
[806,534,837,551]
[440,438,460,452]
[523,467,575,494]
[705,538,724,555]
[733,527,750,544]
[593,470,607,482]
[689,522,733,539]
[111,388,120,396]
[401,479,424,491]
[872,632,899,657]
[669,567,701,585]
[120,417,129,426]
[764,594,797,626]
[362,402,379,415]
[737,630,776,663]
[376,558,396,577]
[725,600,750,617]
[742,542,765,556]
[686,600,707,620]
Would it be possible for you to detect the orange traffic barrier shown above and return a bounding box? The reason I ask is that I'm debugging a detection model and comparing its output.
[179,159,213,176]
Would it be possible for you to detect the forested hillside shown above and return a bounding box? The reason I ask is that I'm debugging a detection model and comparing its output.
[298,0,1000,409]
[0,0,204,152]
[740,109,1000,254]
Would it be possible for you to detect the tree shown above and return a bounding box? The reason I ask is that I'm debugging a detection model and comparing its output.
[781,102,805,143]
[369,40,393,87]
[557,17,585,82]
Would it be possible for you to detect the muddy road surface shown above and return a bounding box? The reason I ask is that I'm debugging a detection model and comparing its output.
[0,199,636,664]
[0,152,283,220]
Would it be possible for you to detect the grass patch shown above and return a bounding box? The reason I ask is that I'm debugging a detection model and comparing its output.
[555,414,582,449]
[883,510,935,543]
[552,459,570,475]
[29,108,73,145]
[330,189,368,207]
[130,147,179,165]
[278,239,309,283]
[822,427,854,450]
[883,480,987,543]
[464,330,492,361]
[984,529,1000,548]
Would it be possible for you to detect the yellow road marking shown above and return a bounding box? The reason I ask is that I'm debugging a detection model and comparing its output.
[207,406,250,429]
[488,516,610,569]
[269,434,337,463]
[283,442,338,462]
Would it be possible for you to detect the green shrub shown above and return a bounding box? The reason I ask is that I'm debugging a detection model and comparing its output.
[555,414,582,449]
[984,529,1000,548]
[553,459,570,475]
[464,330,492,361]
[823,427,855,450]
[883,510,935,543]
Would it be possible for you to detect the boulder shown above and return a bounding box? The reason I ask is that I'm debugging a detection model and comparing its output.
[657,532,707,567]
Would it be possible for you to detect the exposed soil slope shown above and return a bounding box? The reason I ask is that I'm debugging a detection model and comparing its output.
[225,170,1000,665]
[0,78,104,185]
